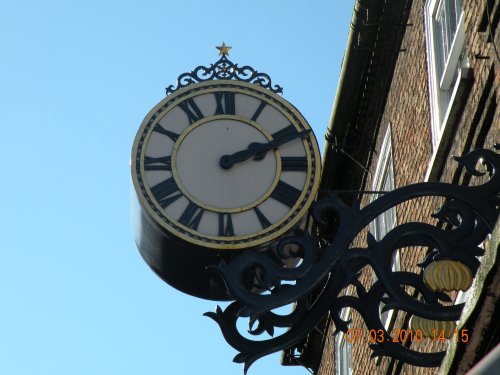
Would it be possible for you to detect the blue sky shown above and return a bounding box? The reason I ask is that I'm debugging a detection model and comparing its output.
[0,1,353,374]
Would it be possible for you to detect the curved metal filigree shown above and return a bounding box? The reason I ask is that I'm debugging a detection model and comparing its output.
[165,54,284,95]
[205,148,500,373]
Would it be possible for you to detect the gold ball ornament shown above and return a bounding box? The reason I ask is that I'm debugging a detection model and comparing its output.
[409,316,457,339]
[423,260,473,292]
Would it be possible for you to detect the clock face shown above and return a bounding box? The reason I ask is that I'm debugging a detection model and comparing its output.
[132,80,321,250]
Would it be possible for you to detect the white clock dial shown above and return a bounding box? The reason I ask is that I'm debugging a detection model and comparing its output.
[174,117,277,210]
[132,80,321,250]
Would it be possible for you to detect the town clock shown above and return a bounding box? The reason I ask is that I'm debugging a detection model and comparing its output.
[131,46,321,300]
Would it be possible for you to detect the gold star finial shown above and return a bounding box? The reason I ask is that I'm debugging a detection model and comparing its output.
[216,42,232,56]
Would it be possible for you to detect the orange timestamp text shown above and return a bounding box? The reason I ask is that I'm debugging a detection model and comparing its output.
[344,328,470,344]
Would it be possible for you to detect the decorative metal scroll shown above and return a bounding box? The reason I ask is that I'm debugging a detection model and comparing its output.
[165,54,284,95]
[205,148,500,373]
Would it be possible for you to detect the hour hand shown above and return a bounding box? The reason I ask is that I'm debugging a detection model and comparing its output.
[219,142,266,169]
[219,129,310,169]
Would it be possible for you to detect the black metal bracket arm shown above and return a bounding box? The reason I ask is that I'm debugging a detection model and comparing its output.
[204,148,500,373]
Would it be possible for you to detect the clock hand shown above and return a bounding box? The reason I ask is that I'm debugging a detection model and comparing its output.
[220,129,311,169]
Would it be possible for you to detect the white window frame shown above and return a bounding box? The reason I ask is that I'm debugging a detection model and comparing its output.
[424,0,467,150]
[335,308,353,375]
[371,127,400,330]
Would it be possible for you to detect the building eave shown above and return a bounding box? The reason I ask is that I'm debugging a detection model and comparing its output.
[320,0,413,197]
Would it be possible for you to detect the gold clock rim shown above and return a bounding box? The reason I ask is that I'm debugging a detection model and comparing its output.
[131,80,322,250]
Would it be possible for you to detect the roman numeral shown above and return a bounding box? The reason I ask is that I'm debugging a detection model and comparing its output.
[271,180,302,207]
[218,213,235,236]
[144,156,172,171]
[214,92,235,115]
[253,207,271,229]
[150,177,182,208]
[179,98,204,124]
[281,156,308,171]
[251,101,267,121]
[154,124,180,142]
[178,201,204,230]
[271,124,297,141]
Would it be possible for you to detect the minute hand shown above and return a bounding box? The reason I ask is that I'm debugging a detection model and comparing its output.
[219,129,311,169]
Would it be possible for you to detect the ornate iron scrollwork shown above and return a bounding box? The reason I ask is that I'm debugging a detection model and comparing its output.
[205,148,500,373]
[165,54,284,96]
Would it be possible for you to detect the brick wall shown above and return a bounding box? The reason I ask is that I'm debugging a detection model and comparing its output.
[317,0,499,373]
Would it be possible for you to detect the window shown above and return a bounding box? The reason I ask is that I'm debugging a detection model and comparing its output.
[335,309,353,375]
[372,127,396,242]
[425,0,468,149]
[434,0,463,85]
[371,127,399,329]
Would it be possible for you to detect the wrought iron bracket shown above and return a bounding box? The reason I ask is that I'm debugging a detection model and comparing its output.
[205,148,500,373]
